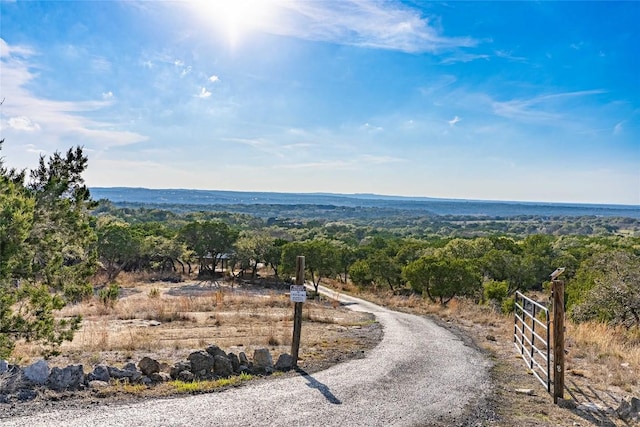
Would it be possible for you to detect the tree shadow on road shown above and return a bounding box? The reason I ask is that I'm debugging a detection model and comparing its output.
[295,368,342,405]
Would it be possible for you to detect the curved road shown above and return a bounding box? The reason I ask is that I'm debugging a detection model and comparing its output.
[3,286,492,427]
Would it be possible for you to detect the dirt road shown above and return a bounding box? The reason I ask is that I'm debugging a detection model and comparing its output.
[2,286,493,427]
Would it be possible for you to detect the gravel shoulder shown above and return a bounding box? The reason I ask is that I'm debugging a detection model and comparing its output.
[1,287,492,427]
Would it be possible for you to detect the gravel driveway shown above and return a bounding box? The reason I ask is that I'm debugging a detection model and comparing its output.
[2,286,492,427]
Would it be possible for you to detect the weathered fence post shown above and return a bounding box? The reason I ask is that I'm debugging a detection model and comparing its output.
[291,256,305,368]
[551,268,566,404]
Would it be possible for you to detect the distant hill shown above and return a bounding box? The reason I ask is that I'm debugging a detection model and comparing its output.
[89,187,640,219]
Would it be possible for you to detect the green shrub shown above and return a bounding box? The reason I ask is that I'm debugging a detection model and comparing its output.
[483,280,509,304]
[99,283,120,307]
[64,282,94,303]
[501,296,515,314]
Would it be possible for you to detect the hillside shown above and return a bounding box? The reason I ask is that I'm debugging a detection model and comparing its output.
[91,187,640,219]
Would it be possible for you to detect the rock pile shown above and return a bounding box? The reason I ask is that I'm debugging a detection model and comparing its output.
[0,345,294,404]
[615,396,640,423]
[567,396,640,422]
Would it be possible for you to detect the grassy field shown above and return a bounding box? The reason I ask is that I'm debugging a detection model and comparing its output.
[12,276,377,374]
[9,273,640,426]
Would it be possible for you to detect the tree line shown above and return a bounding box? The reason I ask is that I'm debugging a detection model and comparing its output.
[88,194,640,331]
[1,144,639,358]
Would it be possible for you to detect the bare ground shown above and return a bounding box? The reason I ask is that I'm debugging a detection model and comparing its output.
[0,279,383,419]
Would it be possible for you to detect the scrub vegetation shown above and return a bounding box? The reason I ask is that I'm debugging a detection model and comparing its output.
[2,143,639,425]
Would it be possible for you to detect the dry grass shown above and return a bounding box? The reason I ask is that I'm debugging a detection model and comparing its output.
[10,278,373,372]
[11,272,639,425]
[567,322,640,391]
[355,285,640,380]
[342,282,639,426]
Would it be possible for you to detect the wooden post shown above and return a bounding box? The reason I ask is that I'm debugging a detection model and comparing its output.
[552,279,565,403]
[291,256,305,368]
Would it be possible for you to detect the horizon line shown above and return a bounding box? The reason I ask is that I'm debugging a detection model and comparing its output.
[89,186,640,209]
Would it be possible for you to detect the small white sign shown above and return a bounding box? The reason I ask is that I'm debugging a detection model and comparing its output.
[290,285,307,303]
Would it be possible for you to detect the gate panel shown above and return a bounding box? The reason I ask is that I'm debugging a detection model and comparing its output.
[514,291,551,393]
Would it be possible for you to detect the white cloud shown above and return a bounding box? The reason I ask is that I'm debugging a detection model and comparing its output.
[244,0,478,54]
[361,122,384,133]
[209,75,220,83]
[196,87,212,98]
[492,90,607,123]
[0,38,34,58]
[440,52,489,64]
[7,116,41,131]
[0,38,147,149]
[494,50,527,62]
[181,65,192,77]
[102,91,114,100]
[448,116,461,126]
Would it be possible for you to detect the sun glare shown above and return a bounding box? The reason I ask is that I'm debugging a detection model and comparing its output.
[190,0,278,49]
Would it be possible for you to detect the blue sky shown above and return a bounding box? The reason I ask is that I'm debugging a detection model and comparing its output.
[1,1,638,205]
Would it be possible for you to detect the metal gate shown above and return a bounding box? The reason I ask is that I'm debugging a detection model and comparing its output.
[513,291,551,393]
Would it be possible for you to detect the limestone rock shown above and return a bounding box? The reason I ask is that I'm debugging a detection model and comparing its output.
[616,397,640,421]
[0,365,22,393]
[177,370,195,382]
[275,354,293,371]
[617,399,632,420]
[88,380,110,389]
[214,355,233,378]
[188,351,215,379]
[47,365,85,391]
[149,372,170,383]
[87,365,110,383]
[228,353,240,373]
[253,348,273,373]
[17,389,37,401]
[108,366,142,382]
[123,362,137,372]
[238,352,250,366]
[138,357,161,376]
[170,361,191,380]
[206,344,227,359]
[23,360,50,386]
